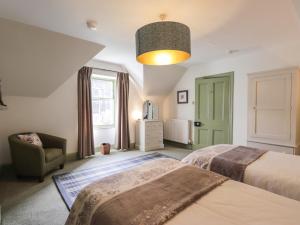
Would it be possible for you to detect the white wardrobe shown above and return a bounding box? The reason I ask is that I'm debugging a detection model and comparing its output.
[247,67,300,155]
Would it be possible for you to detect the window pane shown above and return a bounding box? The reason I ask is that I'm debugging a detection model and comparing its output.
[93,99,114,126]
[92,79,114,99]
[92,100,99,114]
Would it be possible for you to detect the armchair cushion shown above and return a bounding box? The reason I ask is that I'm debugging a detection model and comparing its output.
[38,133,66,154]
[44,148,63,162]
[17,133,43,147]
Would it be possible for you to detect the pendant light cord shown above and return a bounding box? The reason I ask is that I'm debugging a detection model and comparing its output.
[159,14,167,21]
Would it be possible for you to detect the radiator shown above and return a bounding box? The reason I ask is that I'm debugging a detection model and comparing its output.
[164,119,191,144]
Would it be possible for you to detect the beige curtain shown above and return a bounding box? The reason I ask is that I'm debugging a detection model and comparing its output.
[116,72,130,150]
[78,66,95,159]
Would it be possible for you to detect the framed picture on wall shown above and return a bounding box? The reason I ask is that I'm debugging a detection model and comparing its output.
[177,90,188,104]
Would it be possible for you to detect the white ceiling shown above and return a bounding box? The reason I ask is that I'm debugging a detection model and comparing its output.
[1,0,300,88]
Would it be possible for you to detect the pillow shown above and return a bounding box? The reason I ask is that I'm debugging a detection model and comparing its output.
[18,133,43,147]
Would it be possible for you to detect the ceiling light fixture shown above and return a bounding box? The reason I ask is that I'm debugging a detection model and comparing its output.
[135,14,191,65]
[86,20,98,31]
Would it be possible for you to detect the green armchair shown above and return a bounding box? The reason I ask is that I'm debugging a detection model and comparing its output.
[8,132,67,182]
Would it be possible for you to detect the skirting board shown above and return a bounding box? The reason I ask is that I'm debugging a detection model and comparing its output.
[68,144,137,157]
[66,152,78,161]
[164,139,193,150]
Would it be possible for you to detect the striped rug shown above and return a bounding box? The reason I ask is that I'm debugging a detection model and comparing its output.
[53,152,172,209]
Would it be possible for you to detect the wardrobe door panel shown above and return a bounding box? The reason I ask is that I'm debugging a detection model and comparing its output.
[250,73,292,141]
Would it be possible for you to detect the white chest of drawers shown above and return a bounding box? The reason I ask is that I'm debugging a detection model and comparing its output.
[135,120,164,151]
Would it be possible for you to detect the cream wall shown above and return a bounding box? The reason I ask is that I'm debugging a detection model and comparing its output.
[0,60,143,165]
[163,46,300,146]
[0,74,78,165]
[128,78,144,143]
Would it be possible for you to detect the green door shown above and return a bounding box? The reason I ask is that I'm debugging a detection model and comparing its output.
[194,73,233,148]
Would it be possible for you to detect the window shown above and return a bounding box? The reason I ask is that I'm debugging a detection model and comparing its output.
[92,75,115,126]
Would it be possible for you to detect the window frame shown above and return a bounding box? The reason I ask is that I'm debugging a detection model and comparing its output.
[91,75,116,128]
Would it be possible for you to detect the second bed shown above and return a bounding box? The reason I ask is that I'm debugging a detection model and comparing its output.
[182,144,300,201]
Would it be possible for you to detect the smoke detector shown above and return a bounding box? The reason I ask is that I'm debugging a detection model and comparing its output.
[228,49,240,54]
[86,20,97,31]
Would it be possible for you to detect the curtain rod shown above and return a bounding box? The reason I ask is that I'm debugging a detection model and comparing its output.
[92,67,123,73]
[90,66,137,84]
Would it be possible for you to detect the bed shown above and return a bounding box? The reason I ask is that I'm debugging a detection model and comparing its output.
[182,144,300,201]
[65,158,300,225]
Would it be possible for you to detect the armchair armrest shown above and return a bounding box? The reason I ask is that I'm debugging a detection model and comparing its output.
[37,133,67,155]
[8,135,45,176]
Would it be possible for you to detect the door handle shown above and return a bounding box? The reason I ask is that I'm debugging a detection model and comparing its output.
[194,121,202,127]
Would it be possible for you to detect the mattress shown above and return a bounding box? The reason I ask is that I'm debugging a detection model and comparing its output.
[182,144,300,201]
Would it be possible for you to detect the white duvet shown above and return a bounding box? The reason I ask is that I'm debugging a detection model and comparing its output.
[182,144,300,201]
[167,180,300,225]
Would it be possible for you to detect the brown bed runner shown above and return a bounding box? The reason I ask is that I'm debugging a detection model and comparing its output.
[90,165,227,225]
[210,146,267,181]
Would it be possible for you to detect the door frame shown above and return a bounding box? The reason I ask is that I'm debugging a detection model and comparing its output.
[193,72,234,150]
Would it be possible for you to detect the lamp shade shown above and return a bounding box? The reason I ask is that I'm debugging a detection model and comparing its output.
[135,21,191,65]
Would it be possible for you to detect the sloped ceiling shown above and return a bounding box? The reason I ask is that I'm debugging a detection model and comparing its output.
[0,17,104,97]
[143,65,186,96]
[1,1,300,96]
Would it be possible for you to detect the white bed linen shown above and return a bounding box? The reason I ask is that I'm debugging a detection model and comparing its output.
[182,144,300,201]
[245,151,300,201]
[166,180,300,225]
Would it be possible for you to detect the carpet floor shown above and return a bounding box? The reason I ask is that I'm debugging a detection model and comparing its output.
[0,146,192,225]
